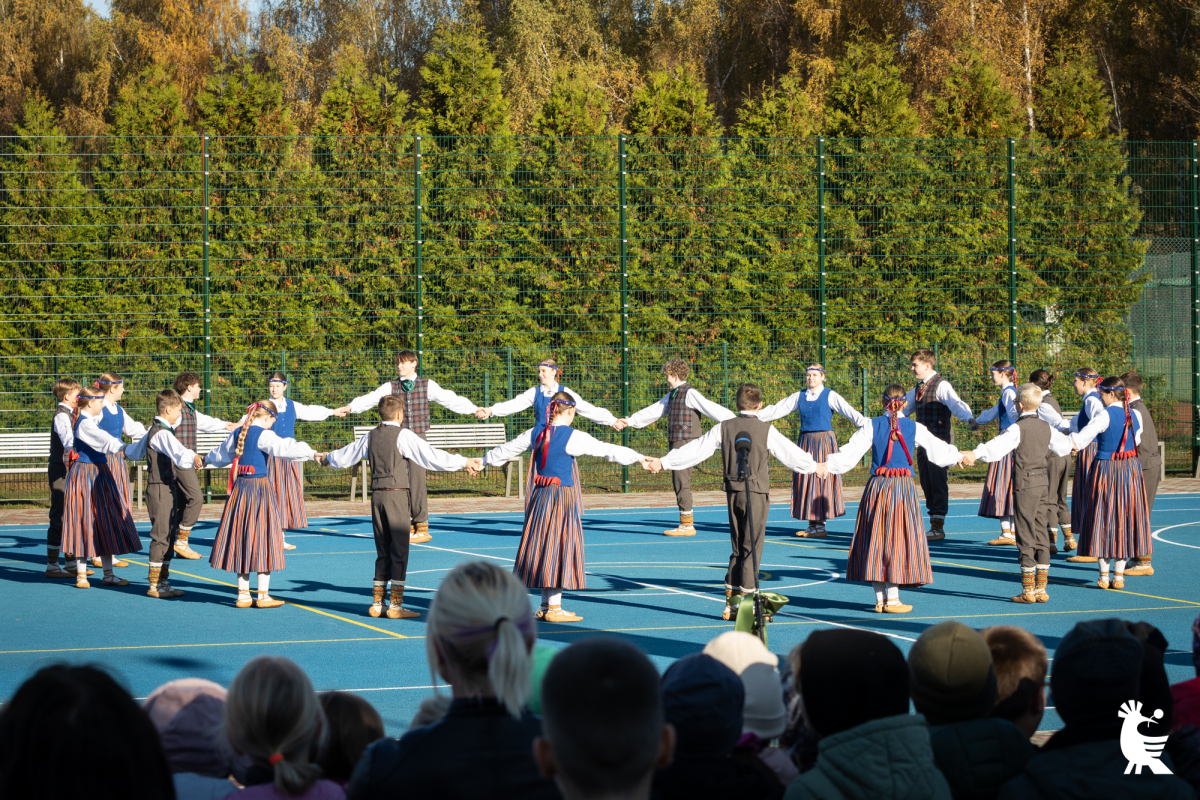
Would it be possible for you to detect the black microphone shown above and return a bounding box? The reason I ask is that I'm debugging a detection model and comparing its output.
[735,434,752,480]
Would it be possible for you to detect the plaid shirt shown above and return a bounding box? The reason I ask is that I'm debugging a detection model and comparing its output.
[667,384,701,442]
[392,377,431,434]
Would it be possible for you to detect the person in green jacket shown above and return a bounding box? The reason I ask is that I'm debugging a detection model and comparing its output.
[784,629,952,800]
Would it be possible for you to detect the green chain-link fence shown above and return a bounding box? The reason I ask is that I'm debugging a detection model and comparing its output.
[2,134,1195,500]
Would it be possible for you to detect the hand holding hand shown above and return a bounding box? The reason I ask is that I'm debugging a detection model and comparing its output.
[474,408,492,420]
[466,458,484,476]
[331,407,349,419]
[224,421,239,432]
[613,419,629,431]
[958,452,976,468]
[193,454,205,469]
[813,462,829,479]
[642,456,663,474]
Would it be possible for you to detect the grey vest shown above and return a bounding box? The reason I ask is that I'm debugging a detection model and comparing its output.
[368,425,409,490]
[1012,416,1051,492]
[144,423,176,486]
[721,415,771,495]
[1129,399,1159,469]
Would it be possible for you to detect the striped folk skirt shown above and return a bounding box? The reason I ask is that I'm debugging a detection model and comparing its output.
[62,461,142,559]
[107,451,134,513]
[846,473,932,587]
[791,431,846,521]
[1070,442,1098,542]
[1083,459,1152,559]
[528,457,583,513]
[267,456,307,531]
[977,452,1014,519]
[210,477,286,574]
[514,480,585,590]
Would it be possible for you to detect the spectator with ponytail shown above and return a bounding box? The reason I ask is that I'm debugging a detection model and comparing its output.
[1068,376,1152,590]
[347,561,559,800]
[225,656,343,799]
[481,392,648,622]
[823,384,962,613]
[203,401,324,608]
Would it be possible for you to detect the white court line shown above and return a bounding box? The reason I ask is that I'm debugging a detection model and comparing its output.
[412,543,513,562]
[1152,521,1200,550]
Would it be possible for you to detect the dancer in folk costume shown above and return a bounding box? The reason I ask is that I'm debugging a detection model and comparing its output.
[960,384,1073,604]
[478,358,620,511]
[91,372,147,568]
[46,378,81,579]
[123,390,205,599]
[1068,376,1152,590]
[825,384,962,613]
[970,360,1020,546]
[170,371,238,560]
[614,358,734,537]
[1120,372,1160,577]
[1054,368,1104,561]
[335,350,481,545]
[321,395,482,619]
[1031,369,1071,555]
[481,392,646,623]
[204,401,323,608]
[260,372,346,549]
[648,383,821,621]
[759,363,869,539]
[902,349,974,541]
[61,386,144,589]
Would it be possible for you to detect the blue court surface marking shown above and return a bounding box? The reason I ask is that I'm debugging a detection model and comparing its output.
[1,494,1198,735]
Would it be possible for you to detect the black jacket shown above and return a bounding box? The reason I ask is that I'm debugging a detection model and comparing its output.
[345,697,560,800]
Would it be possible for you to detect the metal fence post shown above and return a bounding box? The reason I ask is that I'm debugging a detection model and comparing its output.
[202,131,213,504]
[861,366,869,468]
[415,135,424,375]
[1008,137,1017,363]
[722,341,729,408]
[619,135,630,493]
[1191,141,1199,475]
[505,346,513,437]
[818,138,826,364]
[281,349,288,392]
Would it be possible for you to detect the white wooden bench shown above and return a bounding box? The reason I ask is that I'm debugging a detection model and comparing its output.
[349,423,522,503]
[135,431,230,509]
[0,432,51,475]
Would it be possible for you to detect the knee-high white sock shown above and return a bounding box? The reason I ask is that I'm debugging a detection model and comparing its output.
[885,584,899,601]
[100,554,114,579]
[546,589,563,607]
[1001,518,1013,536]
[257,572,270,596]
[237,573,250,593]
[76,558,86,576]
[871,582,885,604]
[1098,557,1110,574]
[1114,559,1127,575]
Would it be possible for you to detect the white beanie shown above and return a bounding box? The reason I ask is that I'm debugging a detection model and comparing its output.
[703,632,786,739]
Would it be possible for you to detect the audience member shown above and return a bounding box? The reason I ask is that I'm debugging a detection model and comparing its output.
[785,629,951,800]
[534,637,674,800]
[1176,613,1200,731]
[408,695,452,730]
[909,621,1034,800]
[318,693,384,790]
[0,664,175,800]
[144,678,240,800]
[346,560,558,800]
[704,631,798,785]
[652,653,783,800]
[1127,623,1200,796]
[225,655,343,799]
[998,619,1194,800]
[779,643,820,774]
[981,625,1047,739]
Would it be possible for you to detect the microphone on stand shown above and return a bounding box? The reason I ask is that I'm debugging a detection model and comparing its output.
[735,434,751,481]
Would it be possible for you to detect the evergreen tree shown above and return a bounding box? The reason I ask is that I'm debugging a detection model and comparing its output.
[734,71,821,140]
[928,49,1023,140]
[417,19,511,140]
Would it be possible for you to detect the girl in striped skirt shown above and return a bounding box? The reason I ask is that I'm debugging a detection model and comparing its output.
[1055,368,1104,558]
[62,387,143,588]
[260,372,346,549]
[1068,376,1150,590]
[825,384,962,613]
[89,373,146,569]
[478,358,621,512]
[204,401,322,608]
[481,392,645,623]
[971,361,1018,546]
[759,363,869,538]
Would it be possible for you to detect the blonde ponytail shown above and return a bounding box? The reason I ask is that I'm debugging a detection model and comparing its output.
[426,561,535,718]
[224,656,326,797]
[236,401,278,458]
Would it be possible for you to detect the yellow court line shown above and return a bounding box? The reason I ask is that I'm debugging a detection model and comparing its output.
[123,559,410,640]
[0,636,408,656]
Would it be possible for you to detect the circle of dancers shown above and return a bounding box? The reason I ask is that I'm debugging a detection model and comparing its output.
[43,348,1158,622]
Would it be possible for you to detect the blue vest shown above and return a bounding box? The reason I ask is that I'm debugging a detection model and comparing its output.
[998,385,1017,432]
[532,385,571,425]
[272,399,297,439]
[1077,391,1099,428]
[798,388,834,433]
[532,424,575,487]
[1095,405,1141,461]
[870,416,916,474]
[98,404,124,439]
[73,416,109,464]
[235,426,270,476]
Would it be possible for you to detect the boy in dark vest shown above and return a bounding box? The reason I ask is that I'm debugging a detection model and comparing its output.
[615,358,733,536]
[124,390,206,598]
[903,349,976,541]
[171,371,238,559]
[321,395,482,619]
[961,384,1073,603]
[1121,372,1159,577]
[649,383,822,620]
[46,378,82,578]
[336,350,481,545]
